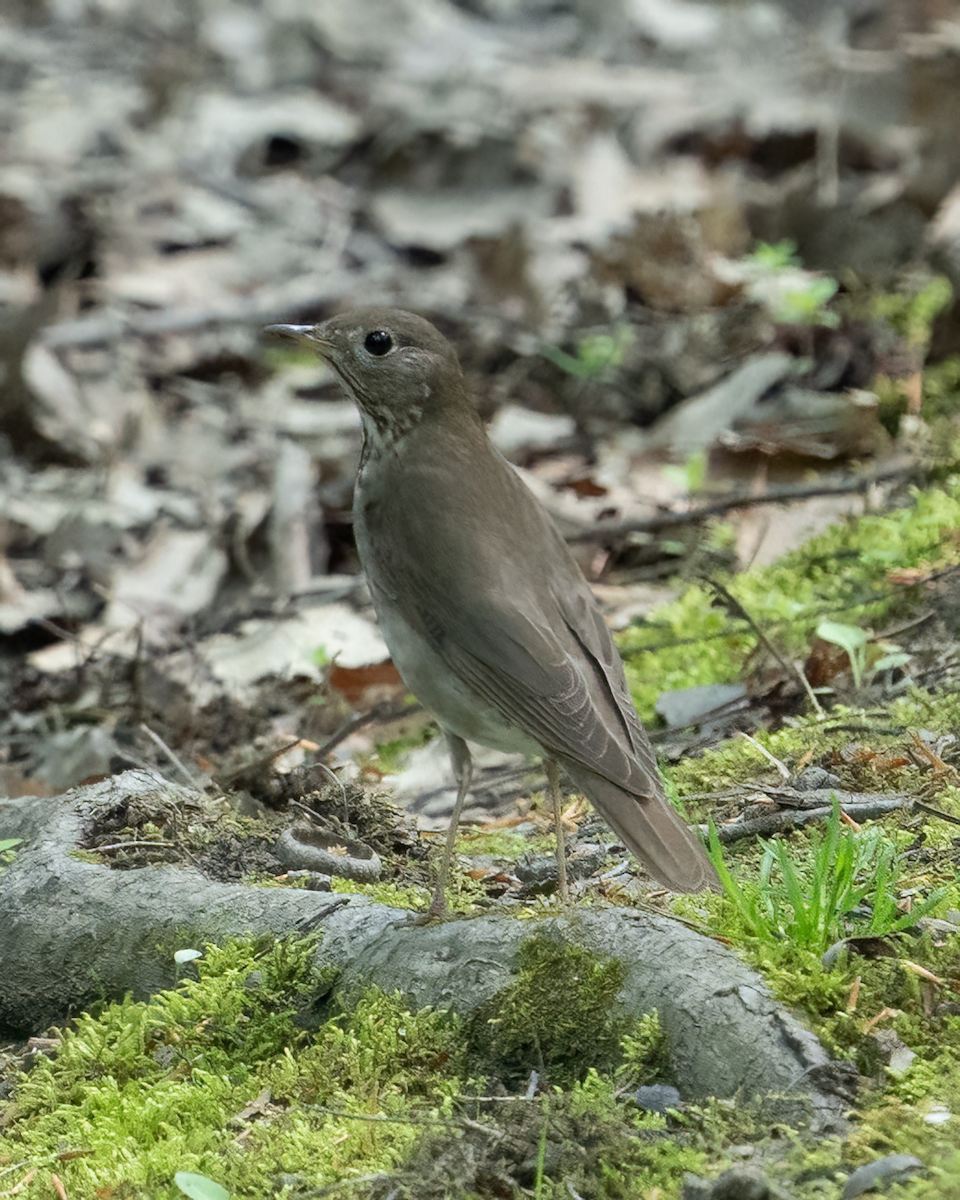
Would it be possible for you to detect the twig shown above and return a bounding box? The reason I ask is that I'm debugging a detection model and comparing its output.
[306,1106,500,1136]
[311,759,348,807]
[567,465,914,542]
[875,611,936,641]
[913,799,960,828]
[0,1161,32,1183]
[94,840,177,853]
[139,723,205,789]
[716,796,912,843]
[735,731,791,780]
[296,899,351,932]
[313,700,422,761]
[306,1174,394,1198]
[216,736,316,789]
[902,961,944,985]
[703,576,824,715]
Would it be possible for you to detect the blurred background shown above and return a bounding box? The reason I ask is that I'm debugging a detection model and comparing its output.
[1,0,959,802]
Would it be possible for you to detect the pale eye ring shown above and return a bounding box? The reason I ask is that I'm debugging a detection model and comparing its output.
[364,330,393,356]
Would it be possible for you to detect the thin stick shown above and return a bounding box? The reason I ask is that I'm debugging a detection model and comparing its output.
[95,840,177,853]
[735,731,791,780]
[703,577,824,715]
[567,465,913,542]
[139,724,205,788]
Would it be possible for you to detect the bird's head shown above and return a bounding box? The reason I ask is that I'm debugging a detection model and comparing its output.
[266,307,473,444]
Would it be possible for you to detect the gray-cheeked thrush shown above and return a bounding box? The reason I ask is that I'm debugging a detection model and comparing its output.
[267,308,720,910]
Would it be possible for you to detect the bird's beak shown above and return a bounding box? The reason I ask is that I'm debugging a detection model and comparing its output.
[265,323,339,367]
[264,323,317,344]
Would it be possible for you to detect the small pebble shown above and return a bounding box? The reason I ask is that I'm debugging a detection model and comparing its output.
[634,1084,681,1114]
[842,1154,924,1199]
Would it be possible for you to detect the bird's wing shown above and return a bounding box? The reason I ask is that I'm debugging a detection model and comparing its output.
[367,434,719,892]
[434,578,662,799]
[372,438,661,799]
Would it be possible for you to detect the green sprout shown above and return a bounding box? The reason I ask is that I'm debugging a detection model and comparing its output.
[708,799,948,955]
[744,239,840,326]
[541,326,633,380]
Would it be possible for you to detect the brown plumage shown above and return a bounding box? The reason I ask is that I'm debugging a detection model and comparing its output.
[267,307,719,902]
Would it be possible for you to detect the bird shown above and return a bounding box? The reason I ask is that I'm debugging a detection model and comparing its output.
[266,308,720,911]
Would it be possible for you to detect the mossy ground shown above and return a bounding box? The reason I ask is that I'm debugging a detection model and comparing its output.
[643,487,960,1198]
[0,937,712,1200]
[619,477,960,720]
[337,476,960,1196]
[5,478,960,1197]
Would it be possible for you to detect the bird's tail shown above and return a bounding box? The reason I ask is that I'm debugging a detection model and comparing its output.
[560,760,720,893]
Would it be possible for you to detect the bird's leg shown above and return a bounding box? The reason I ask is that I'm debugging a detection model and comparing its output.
[546,757,569,903]
[427,732,473,917]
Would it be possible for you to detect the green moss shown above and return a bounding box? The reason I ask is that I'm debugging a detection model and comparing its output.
[620,583,752,718]
[325,824,560,914]
[329,875,434,909]
[0,838,22,867]
[369,722,436,772]
[0,939,470,1200]
[530,1071,708,1199]
[899,1150,960,1199]
[0,935,721,1200]
[868,273,953,347]
[619,480,960,720]
[891,688,960,737]
[845,1050,960,1195]
[467,937,642,1088]
[922,356,960,421]
[357,1062,712,1200]
[668,718,819,793]
[665,693,959,826]
[456,828,543,859]
[619,1011,670,1080]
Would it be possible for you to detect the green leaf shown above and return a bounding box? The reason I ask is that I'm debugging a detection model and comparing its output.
[779,277,839,325]
[815,621,868,654]
[816,620,868,687]
[540,343,594,379]
[749,240,800,270]
[873,651,911,674]
[174,1172,230,1200]
[708,821,768,940]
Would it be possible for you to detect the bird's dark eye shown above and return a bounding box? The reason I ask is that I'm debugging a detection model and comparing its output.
[364,330,393,356]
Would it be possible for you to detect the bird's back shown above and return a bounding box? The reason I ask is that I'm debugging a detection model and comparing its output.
[356,410,661,794]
